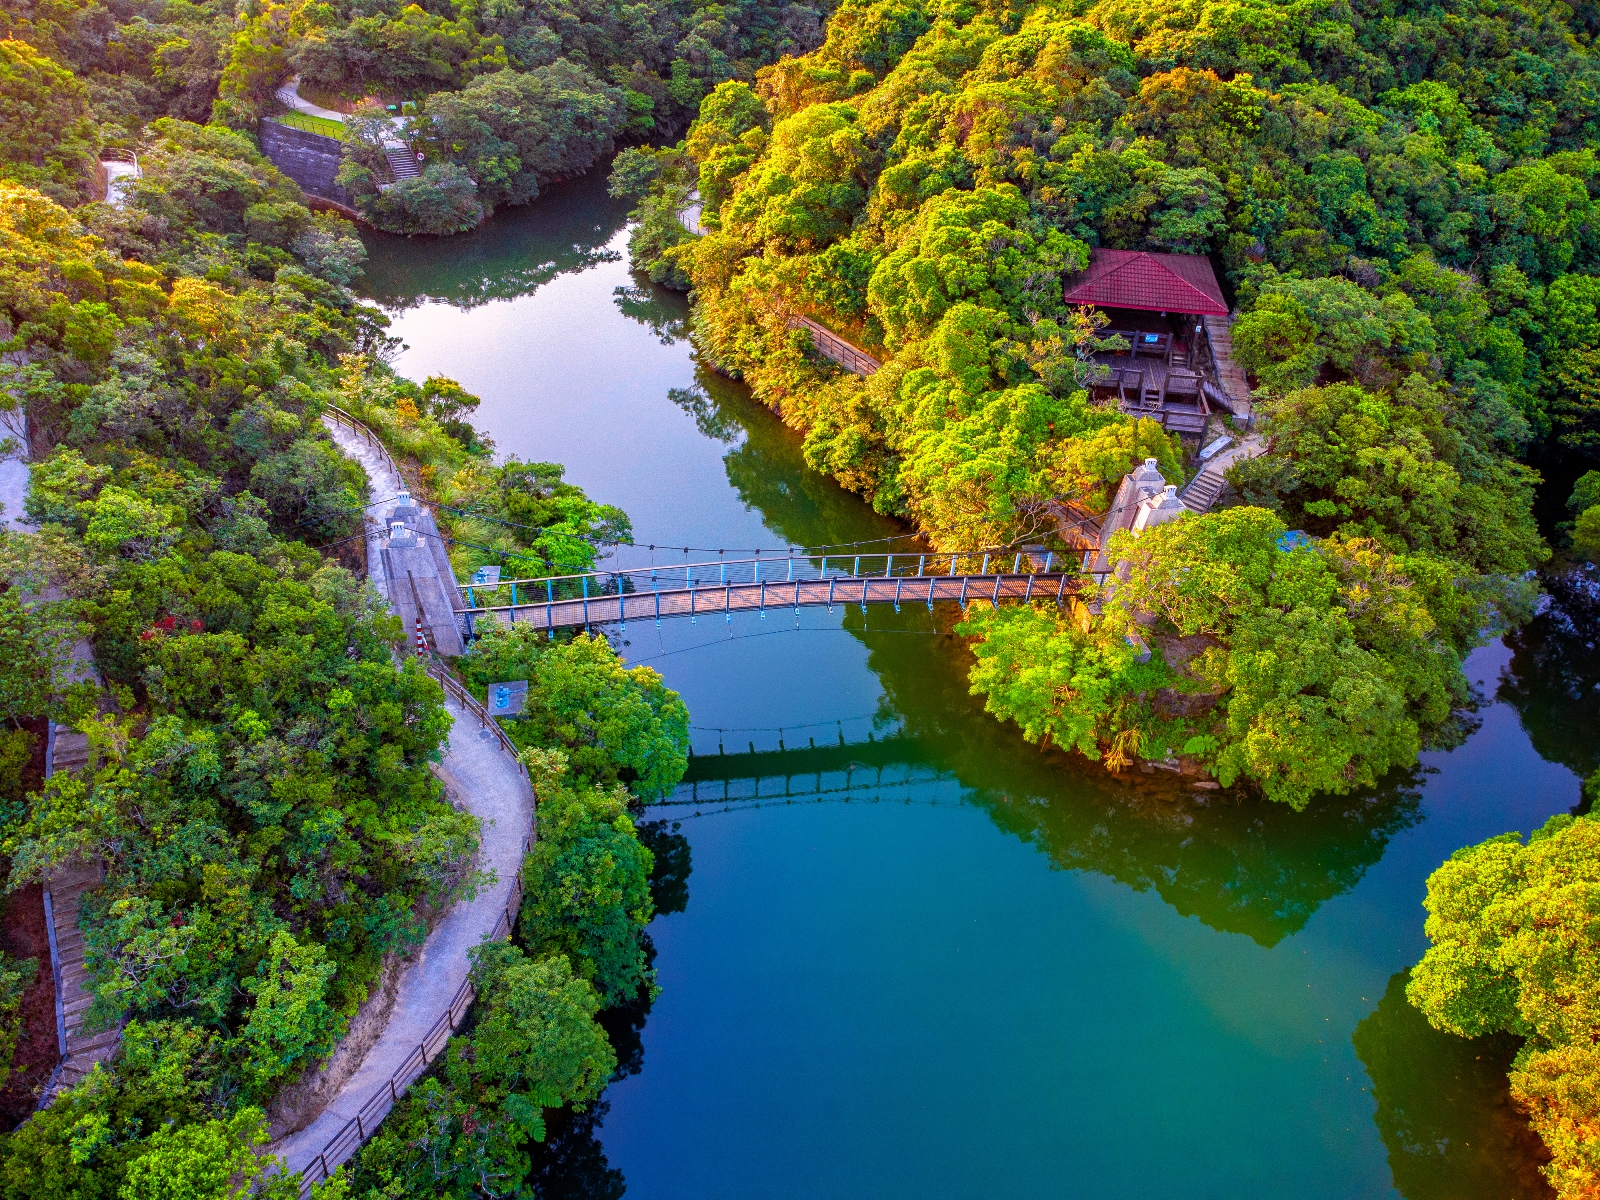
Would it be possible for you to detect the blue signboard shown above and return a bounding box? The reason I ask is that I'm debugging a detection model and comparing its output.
[488,679,529,716]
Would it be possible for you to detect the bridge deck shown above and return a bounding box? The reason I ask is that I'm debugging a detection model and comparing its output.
[460,572,1077,632]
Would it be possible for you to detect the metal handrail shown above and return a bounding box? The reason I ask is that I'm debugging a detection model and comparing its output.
[294,826,532,1196]
[323,403,406,493]
[424,659,528,778]
[460,549,1069,598]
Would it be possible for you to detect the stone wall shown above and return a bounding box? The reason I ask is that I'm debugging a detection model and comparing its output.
[258,120,355,212]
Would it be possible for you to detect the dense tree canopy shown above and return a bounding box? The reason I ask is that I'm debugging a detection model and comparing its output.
[610,0,1580,818]
[0,96,674,1199]
[459,627,689,797]
[962,506,1478,807]
[1409,814,1600,1200]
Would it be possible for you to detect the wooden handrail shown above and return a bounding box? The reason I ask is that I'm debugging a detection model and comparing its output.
[424,659,528,778]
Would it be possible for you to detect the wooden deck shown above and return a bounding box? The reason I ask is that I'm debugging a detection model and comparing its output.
[1090,357,1212,435]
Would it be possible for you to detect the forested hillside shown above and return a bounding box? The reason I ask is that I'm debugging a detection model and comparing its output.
[0,0,831,234]
[0,2,692,1190]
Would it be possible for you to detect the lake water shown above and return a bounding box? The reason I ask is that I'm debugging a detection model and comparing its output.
[361,169,1599,1199]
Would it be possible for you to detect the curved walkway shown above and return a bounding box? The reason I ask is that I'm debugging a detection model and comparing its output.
[276,76,410,153]
[275,77,348,124]
[273,418,535,1185]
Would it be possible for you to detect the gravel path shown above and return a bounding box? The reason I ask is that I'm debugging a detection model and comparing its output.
[274,419,535,1181]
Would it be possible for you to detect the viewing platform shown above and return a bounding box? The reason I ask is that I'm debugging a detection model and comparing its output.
[1063,249,1250,432]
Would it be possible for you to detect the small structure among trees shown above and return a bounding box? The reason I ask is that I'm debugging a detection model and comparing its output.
[1062,249,1240,434]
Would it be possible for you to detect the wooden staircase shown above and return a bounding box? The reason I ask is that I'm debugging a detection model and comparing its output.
[41,726,123,1100]
[1201,312,1253,418]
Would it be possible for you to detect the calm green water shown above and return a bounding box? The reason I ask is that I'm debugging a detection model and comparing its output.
[361,170,1599,1199]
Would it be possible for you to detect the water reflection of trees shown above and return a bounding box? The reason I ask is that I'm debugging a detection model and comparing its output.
[524,1102,627,1200]
[615,285,690,346]
[358,169,628,312]
[974,765,1422,947]
[1500,573,1600,796]
[663,365,1426,945]
[1352,972,1552,1200]
[530,820,688,1198]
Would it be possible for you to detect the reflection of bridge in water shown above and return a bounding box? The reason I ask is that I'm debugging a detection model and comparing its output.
[456,552,1082,633]
[653,737,966,817]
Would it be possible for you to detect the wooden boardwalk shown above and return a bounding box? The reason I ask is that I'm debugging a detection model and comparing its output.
[42,729,123,1100]
[462,571,1078,632]
[790,316,880,376]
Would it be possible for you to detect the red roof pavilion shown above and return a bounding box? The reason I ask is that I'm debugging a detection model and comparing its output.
[1061,249,1228,317]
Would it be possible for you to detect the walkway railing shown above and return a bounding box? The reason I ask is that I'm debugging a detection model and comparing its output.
[323,404,405,489]
[455,553,1079,632]
[293,832,530,1195]
[789,315,881,376]
[423,658,530,784]
[458,550,1067,608]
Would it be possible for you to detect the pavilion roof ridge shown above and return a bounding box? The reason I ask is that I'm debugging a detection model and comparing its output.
[1062,247,1228,317]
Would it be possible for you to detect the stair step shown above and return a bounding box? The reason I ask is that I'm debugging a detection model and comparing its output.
[67,1027,123,1054]
[384,148,421,180]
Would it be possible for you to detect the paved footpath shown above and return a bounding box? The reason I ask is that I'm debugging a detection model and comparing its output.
[275,77,349,123]
[273,419,534,1178]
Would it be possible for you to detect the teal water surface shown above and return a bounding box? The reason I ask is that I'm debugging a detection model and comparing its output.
[361,170,1597,1199]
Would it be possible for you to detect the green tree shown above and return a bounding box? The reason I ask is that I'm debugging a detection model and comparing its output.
[0,39,97,204]
[1408,814,1600,1199]
[518,749,655,1005]
[234,932,344,1100]
[422,63,626,216]
[463,628,688,795]
[119,1108,294,1200]
[345,945,614,1198]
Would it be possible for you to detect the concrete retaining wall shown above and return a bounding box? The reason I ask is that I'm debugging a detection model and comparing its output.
[259,120,355,211]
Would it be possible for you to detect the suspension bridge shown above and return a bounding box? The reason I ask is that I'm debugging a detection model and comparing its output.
[454,551,1082,635]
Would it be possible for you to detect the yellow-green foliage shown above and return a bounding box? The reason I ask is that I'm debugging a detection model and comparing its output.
[1410,815,1600,1199]
[0,38,96,204]
[962,507,1469,807]
[652,0,1600,545]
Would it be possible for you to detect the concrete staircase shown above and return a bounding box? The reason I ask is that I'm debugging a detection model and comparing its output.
[384,148,421,181]
[1180,436,1265,514]
[1180,469,1228,513]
